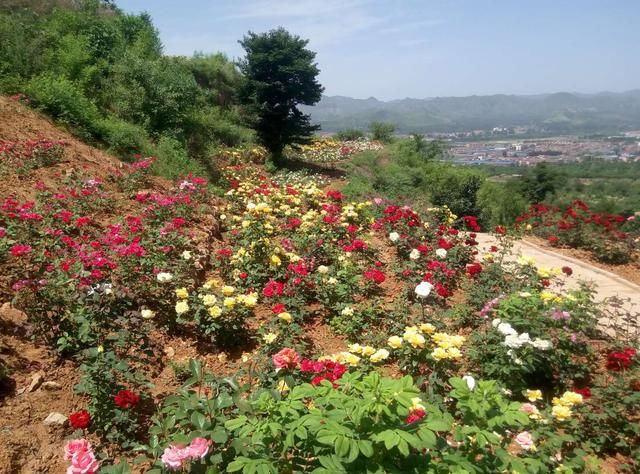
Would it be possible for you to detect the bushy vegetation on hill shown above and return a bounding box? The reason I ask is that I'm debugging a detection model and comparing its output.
[0,0,252,178]
[343,139,489,219]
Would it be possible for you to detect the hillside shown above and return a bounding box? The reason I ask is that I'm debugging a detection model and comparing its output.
[302,90,640,134]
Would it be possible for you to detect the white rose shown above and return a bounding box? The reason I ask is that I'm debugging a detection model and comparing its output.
[504,333,525,348]
[497,322,517,336]
[415,281,433,298]
[317,265,329,274]
[389,232,400,242]
[181,250,192,260]
[141,309,155,320]
[462,375,476,391]
[157,272,173,283]
[532,338,552,350]
[409,249,420,260]
[436,248,447,259]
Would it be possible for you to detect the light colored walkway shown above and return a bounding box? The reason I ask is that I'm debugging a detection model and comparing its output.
[475,233,640,340]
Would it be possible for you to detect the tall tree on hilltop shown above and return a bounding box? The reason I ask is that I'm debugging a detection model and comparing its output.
[238,28,323,165]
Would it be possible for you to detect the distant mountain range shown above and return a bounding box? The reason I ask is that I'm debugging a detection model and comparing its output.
[301,90,640,134]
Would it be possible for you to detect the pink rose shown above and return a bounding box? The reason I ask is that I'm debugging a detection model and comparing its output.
[67,447,99,474]
[520,403,538,415]
[514,431,535,451]
[272,348,301,370]
[186,437,211,459]
[64,439,91,460]
[161,445,191,471]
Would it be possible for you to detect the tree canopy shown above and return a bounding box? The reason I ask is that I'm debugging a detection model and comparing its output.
[238,27,323,164]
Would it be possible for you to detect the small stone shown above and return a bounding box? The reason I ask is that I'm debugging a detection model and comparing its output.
[42,381,62,391]
[43,412,68,426]
[27,371,45,392]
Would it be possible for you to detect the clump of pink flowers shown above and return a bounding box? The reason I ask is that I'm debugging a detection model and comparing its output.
[161,437,211,471]
[64,439,99,474]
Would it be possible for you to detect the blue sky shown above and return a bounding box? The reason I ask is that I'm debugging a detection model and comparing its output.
[116,0,640,100]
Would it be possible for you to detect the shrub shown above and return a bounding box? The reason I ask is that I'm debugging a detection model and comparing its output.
[25,73,100,137]
[97,117,149,159]
[148,135,207,181]
[368,121,396,143]
[335,128,365,141]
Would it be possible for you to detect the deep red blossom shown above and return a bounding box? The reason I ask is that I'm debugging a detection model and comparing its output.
[495,225,507,235]
[113,389,141,409]
[562,266,573,276]
[466,262,483,277]
[10,244,32,257]
[69,410,91,429]
[405,408,426,424]
[606,348,637,371]
[363,268,385,284]
[573,387,592,399]
[263,280,285,298]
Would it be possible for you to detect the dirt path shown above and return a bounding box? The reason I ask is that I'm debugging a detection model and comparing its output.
[476,233,640,339]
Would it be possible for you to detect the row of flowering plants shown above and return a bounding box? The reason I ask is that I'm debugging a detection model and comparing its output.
[0,138,66,175]
[515,200,639,263]
[284,137,383,164]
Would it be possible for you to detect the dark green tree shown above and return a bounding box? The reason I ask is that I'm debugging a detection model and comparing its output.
[519,162,560,203]
[238,28,323,165]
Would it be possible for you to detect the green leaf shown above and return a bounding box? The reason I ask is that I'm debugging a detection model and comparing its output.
[189,359,202,379]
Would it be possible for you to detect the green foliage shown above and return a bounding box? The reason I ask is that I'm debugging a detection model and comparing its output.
[148,136,207,181]
[518,163,560,203]
[97,116,149,159]
[238,27,324,164]
[368,121,396,143]
[25,73,100,137]
[477,180,528,227]
[0,2,251,179]
[335,128,365,141]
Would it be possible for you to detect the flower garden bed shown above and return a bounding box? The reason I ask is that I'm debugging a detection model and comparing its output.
[515,201,639,265]
[0,136,638,472]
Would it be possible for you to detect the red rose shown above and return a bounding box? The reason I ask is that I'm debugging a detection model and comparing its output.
[69,409,91,429]
[405,408,426,424]
[562,266,573,276]
[606,348,637,371]
[495,225,507,235]
[573,387,591,399]
[113,389,141,409]
[363,269,385,284]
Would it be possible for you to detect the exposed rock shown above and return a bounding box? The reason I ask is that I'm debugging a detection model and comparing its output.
[43,412,68,426]
[42,381,62,391]
[27,370,45,392]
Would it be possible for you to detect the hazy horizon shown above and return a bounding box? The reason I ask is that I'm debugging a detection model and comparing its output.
[116,0,640,101]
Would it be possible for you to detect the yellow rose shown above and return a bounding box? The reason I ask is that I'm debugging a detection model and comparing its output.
[405,333,426,349]
[208,306,222,318]
[223,297,236,308]
[526,389,543,402]
[552,405,572,421]
[419,323,436,334]
[175,300,189,315]
[361,346,376,357]
[222,285,235,296]
[175,287,189,299]
[263,332,278,344]
[202,294,217,306]
[278,312,292,323]
[431,347,448,361]
[388,336,403,349]
[370,349,390,363]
